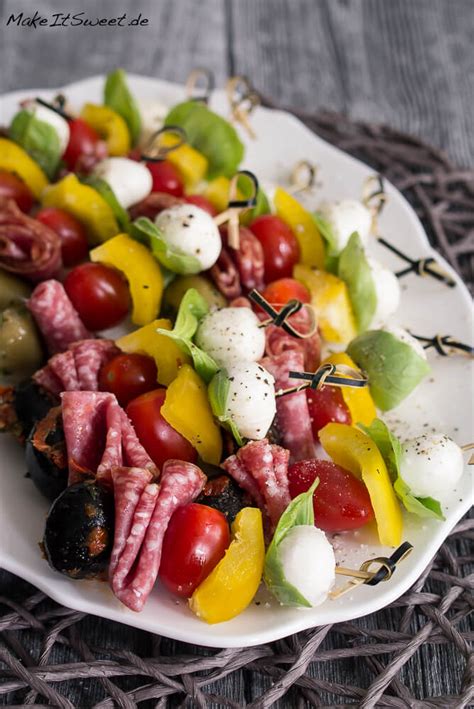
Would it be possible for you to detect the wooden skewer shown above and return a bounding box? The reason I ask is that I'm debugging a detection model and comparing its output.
[289,160,317,194]
[226,75,260,139]
[461,443,474,465]
[213,171,259,249]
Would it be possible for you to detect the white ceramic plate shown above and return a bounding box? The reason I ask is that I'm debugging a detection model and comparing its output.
[0,75,472,648]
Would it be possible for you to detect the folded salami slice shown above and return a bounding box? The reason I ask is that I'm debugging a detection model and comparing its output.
[264,308,321,372]
[61,391,157,485]
[28,280,91,354]
[261,349,315,463]
[129,192,184,221]
[222,439,290,531]
[209,225,265,298]
[34,339,119,396]
[110,460,206,612]
[0,198,62,282]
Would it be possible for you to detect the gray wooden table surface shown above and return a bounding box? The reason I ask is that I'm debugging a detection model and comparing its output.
[0,1,472,706]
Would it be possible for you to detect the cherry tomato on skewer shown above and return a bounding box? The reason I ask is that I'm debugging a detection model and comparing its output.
[63,118,102,171]
[146,160,184,197]
[306,386,352,440]
[288,459,374,532]
[126,388,197,469]
[36,207,89,266]
[159,503,230,597]
[250,214,300,282]
[64,262,130,331]
[0,170,34,212]
[99,353,158,407]
[261,277,311,307]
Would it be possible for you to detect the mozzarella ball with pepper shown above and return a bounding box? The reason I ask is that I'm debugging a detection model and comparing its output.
[29,101,70,154]
[223,362,276,440]
[278,525,336,606]
[155,204,221,271]
[400,434,464,499]
[195,307,266,368]
[367,257,401,326]
[318,199,372,253]
[137,98,168,146]
[93,157,152,209]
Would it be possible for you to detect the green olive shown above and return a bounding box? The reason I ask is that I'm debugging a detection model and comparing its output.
[0,306,44,383]
[163,275,227,316]
[0,270,31,310]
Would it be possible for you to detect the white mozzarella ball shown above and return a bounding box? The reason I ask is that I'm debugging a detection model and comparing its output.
[31,103,70,154]
[367,257,401,326]
[93,157,152,209]
[195,307,265,368]
[383,326,428,360]
[318,199,372,253]
[137,98,169,145]
[400,434,464,498]
[155,204,221,271]
[278,526,335,607]
[224,362,276,440]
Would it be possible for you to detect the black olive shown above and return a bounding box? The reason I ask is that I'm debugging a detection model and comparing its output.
[43,482,114,579]
[26,406,68,501]
[0,379,56,443]
[196,474,253,524]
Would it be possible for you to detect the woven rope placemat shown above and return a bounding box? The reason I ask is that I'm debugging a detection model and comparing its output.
[0,109,473,708]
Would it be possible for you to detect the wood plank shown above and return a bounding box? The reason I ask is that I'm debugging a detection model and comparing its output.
[229,0,474,167]
[0,0,228,91]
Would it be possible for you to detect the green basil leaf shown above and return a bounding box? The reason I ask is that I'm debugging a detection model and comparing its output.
[131,217,201,274]
[359,418,402,482]
[347,330,431,411]
[9,109,61,179]
[83,176,131,233]
[264,478,319,607]
[104,69,141,146]
[313,212,338,256]
[361,418,444,520]
[338,232,377,332]
[208,369,244,446]
[164,101,244,179]
[394,477,445,520]
[156,288,218,383]
[238,175,270,224]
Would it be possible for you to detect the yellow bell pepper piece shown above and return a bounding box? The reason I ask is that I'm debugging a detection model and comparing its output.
[294,264,357,344]
[161,364,222,464]
[81,103,130,156]
[42,174,119,244]
[203,176,232,212]
[160,134,208,189]
[322,352,376,426]
[319,423,403,547]
[189,507,264,623]
[274,187,325,268]
[116,318,190,386]
[91,233,163,325]
[0,138,48,199]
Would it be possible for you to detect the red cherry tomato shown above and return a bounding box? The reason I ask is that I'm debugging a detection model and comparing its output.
[126,388,197,469]
[0,170,34,212]
[159,503,230,597]
[185,194,217,217]
[63,118,101,170]
[250,215,300,282]
[99,353,158,407]
[306,387,352,440]
[36,207,89,266]
[288,459,374,532]
[64,262,130,331]
[146,160,184,197]
[261,278,310,307]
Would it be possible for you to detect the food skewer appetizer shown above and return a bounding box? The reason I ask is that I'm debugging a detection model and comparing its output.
[0,68,471,625]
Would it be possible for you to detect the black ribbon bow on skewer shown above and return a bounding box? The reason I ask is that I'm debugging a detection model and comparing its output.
[410,332,474,358]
